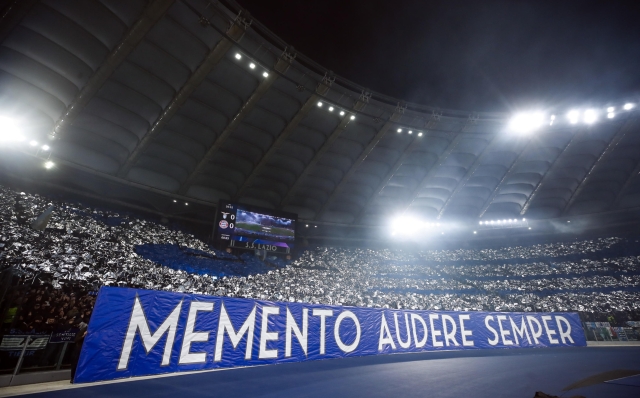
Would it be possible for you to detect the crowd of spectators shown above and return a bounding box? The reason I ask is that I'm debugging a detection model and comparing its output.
[1,184,640,338]
[2,283,94,334]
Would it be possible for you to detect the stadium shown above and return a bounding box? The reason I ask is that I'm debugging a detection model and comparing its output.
[0,0,639,397]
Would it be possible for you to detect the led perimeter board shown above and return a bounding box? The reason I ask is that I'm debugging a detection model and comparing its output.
[214,201,297,254]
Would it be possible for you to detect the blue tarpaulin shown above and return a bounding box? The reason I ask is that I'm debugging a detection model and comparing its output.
[75,287,587,383]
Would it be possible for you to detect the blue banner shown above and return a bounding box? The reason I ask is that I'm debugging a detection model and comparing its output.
[75,287,586,383]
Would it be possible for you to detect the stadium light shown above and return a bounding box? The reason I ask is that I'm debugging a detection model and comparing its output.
[328,106,334,112]
[29,140,38,146]
[41,145,50,151]
[607,107,615,113]
[624,103,635,110]
[479,221,482,225]
[549,115,555,126]
[262,72,269,77]
[567,110,580,124]
[173,200,176,203]
[607,112,615,119]
[185,202,188,206]
[340,111,345,116]
[408,130,413,134]
[0,117,23,142]
[418,132,423,136]
[249,63,255,69]
[473,231,477,234]
[508,112,545,133]
[235,53,242,60]
[397,129,402,133]
[583,109,597,124]
[350,115,355,120]
[44,161,54,169]
[317,102,323,107]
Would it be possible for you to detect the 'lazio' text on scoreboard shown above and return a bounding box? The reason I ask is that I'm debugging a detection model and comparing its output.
[75,287,586,383]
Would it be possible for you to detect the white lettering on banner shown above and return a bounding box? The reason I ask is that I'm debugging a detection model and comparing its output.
[214,304,256,361]
[411,314,428,348]
[259,307,280,359]
[497,315,513,345]
[334,311,361,353]
[555,316,574,344]
[312,309,333,355]
[285,308,308,357]
[118,297,182,370]
[179,302,214,364]
[441,315,459,346]
[541,316,559,344]
[394,313,412,349]
[459,315,474,346]
[485,316,499,346]
[378,314,396,350]
[429,314,444,347]
[526,316,543,345]
[509,316,532,345]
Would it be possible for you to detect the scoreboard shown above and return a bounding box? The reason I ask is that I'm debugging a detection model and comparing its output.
[214,201,297,254]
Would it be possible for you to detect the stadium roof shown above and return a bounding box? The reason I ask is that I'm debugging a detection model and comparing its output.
[0,0,639,234]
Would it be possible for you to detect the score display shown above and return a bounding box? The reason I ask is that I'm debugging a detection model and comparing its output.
[214,201,297,254]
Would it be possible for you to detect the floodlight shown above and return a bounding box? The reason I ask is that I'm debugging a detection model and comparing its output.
[350,115,355,120]
[502,219,507,223]
[583,109,597,124]
[173,200,177,203]
[0,117,22,142]
[185,202,188,206]
[328,106,334,112]
[418,132,423,136]
[473,231,477,234]
[550,115,556,120]
[528,227,532,230]
[624,103,635,110]
[408,130,413,134]
[479,221,482,225]
[262,72,269,77]
[44,161,54,169]
[522,218,526,221]
[41,145,50,151]
[397,129,402,133]
[340,111,345,116]
[29,140,38,146]
[235,53,242,60]
[607,112,615,119]
[249,63,255,69]
[306,224,309,227]
[508,112,545,133]
[567,110,580,124]
[607,107,615,113]
[317,102,323,107]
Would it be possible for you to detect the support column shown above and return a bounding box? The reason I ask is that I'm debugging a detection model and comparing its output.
[177,49,295,195]
[520,130,581,216]
[233,76,335,201]
[279,92,369,209]
[436,133,502,219]
[119,14,251,178]
[313,103,405,221]
[51,0,176,138]
[562,118,635,215]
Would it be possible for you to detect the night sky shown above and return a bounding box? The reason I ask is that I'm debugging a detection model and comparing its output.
[237,0,640,113]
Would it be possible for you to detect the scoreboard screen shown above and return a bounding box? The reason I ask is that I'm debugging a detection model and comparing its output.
[214,201,297,254]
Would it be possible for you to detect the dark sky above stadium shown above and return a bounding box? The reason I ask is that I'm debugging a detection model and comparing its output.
[237,0,640,113]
